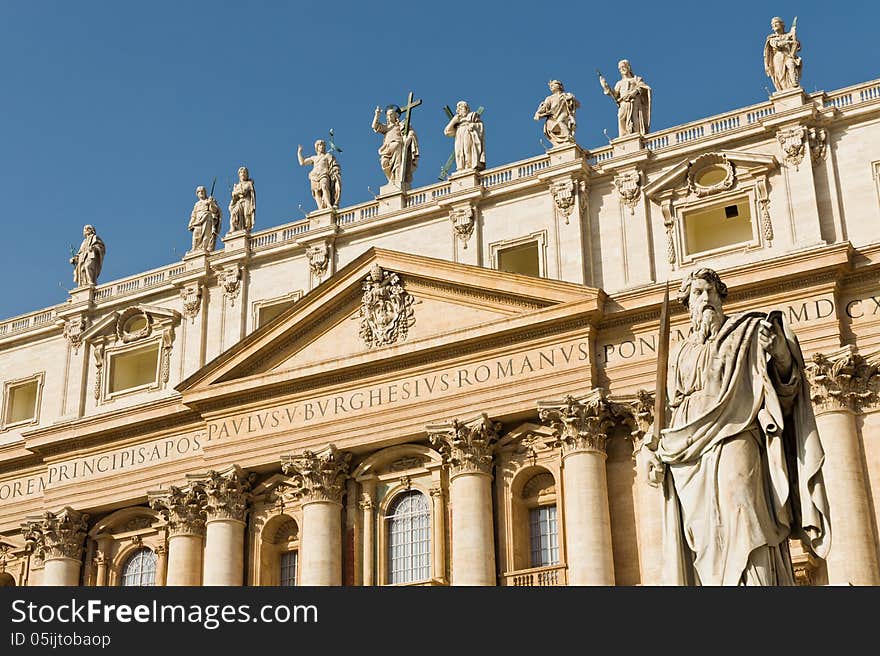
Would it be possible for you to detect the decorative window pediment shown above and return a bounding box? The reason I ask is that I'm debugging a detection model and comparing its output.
[81,305,180,403]
[643,150,779,267]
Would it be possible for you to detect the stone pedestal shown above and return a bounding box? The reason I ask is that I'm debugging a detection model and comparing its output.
[448,170,480,192]
[610,133,643,158]
[221,229,250,254]
[770,87,809,112]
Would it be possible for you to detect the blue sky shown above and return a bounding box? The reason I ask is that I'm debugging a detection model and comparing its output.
[1,1,877,319]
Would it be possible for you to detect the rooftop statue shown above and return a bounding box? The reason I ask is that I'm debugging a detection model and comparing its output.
[188,185,222,252]
[443,100,485,173]
[228,166,256,233]
[70,224,106,287]
[764,16,802,92]
[598,60,651,137]
[643,268,831,585]
[297,139,342,210]
[534,79,580,147]
[372,94,421,188]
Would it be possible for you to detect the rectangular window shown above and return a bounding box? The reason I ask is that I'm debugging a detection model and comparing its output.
[529,505,559,568]
[280,551,298,586]
[683,197,753,255]
[258,300,296,328]
[498,241,540,277]
[4,377,41,427]
[108,343,160,395]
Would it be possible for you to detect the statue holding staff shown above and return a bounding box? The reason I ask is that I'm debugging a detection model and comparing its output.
[297,139,342,210]
[764,16,802,92]
[598,59,652,136]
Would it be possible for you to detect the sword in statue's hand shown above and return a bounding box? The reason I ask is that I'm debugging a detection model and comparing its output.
[648,280,671,452]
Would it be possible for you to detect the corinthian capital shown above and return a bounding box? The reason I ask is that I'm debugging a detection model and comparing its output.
[22,507,89,561]
[281,444,352,504]
[615,389,656,455]
[200,466,255,522]
[537,389,622,455]
[427,413,502,477]
[149,484,207,537]
[806,347,879,413]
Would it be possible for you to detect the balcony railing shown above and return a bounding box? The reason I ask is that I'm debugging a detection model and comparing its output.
[502,564,567,586]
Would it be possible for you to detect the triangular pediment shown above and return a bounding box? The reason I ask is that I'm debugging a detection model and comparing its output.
[644,149,778,200]
[177,248,603,409]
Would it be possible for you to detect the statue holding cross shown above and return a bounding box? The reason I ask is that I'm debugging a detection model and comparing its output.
[372,91,421,189]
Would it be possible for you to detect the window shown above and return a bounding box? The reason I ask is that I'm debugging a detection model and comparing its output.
[2,374,44,430]
[257,300,296,328]
[387,490,430,584]
[682,196,754,255]
[120,548,156,586]
[280,550,298,586]
[498,242,540,277]
[529,505,559,568]
[108,343,160,395]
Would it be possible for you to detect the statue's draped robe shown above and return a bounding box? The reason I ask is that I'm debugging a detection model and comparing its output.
[764,33,801,91]
[73,233,106,286]
[307,153,342,207]
[446,112,485,171]
[229,180,255,232]
[657,312,830,585]
[613,76,651,136]
[189,198,220,251]
[535,92,579,145]
[375,122,419,185]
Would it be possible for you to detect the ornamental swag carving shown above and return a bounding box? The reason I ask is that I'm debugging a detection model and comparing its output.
[777,127,806,169]
[449,205,475,247]
[307,243,330,277]
[180,285,202,322]
[613,171,642,214]
[356,264,416,348]
[551,179,577,222]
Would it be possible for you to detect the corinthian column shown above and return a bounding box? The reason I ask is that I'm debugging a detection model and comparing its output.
[22,507,88,586]
[621,390,665,586]
[807,349,880,585]
[149,484,207,586]
[281,444,352,586]
[539,390,617,586]
[428,413,501,586]
[201,466,252,586]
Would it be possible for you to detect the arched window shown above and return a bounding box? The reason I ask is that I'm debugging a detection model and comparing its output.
[386,490,430,584]
[120,548,157,586]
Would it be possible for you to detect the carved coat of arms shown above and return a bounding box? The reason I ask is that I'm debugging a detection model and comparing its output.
[357,264,415,348]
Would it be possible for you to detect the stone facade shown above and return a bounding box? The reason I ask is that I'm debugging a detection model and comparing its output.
[1,78,880,586]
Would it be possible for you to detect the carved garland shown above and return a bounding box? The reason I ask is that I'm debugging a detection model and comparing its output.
[179,284,202,323]
[551,179,578,223]
[613,171,642,214]
[307,243,330,277]
[777,127,807,170]
[449,205,476,247]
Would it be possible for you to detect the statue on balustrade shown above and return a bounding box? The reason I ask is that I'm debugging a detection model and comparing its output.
[228,166,256,233]
[188,185,222,252]
[642,267,831,585]
[372,104,419,187]
[533,79,580,147]
[443,100,485,172]
[70,224,106,287]
[598,59,651,136]
[764,16,802,92]
[297,139,342,210]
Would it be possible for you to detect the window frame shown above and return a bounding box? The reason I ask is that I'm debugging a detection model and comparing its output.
[1,372,45,431]
[118,547,157,587]
[490,231,548,278]
[677,188,761,264]
[104,339,163,400]
[279,549,299,586]
[251,291,303,331]
[384,489,432,586]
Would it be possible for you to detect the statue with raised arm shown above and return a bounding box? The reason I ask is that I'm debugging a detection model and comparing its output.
[188,185,222,252]
[297,139,342,210]
[70,224,106,287]
[443,100,485,172]
[534,79,580,147]
[599,59,651,136]
[372,104,419,186]
[643,267,831,585]
[228,166,256,233]
[764,16,802,92]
